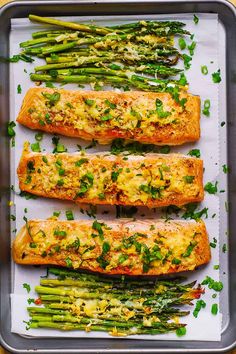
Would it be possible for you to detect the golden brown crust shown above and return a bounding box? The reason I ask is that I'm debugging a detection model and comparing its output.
[17,143,204,208]
[13,219,211,275]
[17,87,200,145]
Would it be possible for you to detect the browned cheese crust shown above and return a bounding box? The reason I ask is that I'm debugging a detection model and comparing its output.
[17,143,204,208]
[13,219,211,275]
[17,88,200,145]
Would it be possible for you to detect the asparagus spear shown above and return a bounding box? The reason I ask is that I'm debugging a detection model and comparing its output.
[29,320,185,335]
[29,14,113,35]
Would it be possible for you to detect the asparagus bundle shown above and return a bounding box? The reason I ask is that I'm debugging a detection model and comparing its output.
[16,15,191,92]
[27,267,204,336]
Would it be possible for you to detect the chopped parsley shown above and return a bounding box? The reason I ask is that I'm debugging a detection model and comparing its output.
[27,298,35,305]
[172,258,181,265]
[201,276,223,291]
[19,191,37,200]
[75,158,88,167]
[8,53,34,63]
[178,73,188,86]
[118,254,129,264]
[193,299,206,318]
[84,98,95,107]
[92,220,105,240]
[17,84,22,94]
[188,149,201,158]
[176,327,187,337]
[182,240,197,257]
[222,164,229,174]
[212,69,221,83]
[155,98,171,118]
[182,203,208,220]
[7,121,16,146]
[222,243,227,253]
[45,82,55,88]
[160,145,170,154]
[101,113,113,121]
[110,139,156,155]
[178,37,186,50]
[193,14,199,24]
[111,168,122,182]
[183,175,195,184]
[201,65,208,75]
[65,257,73,268]
[23,283,31,293]
[105,99,116,109]
[76,172,94,197]
[42,91,61,107]
[139,184,163,199]
[204,181,218,194]
[54,230,67,238]
[96,241,110,269]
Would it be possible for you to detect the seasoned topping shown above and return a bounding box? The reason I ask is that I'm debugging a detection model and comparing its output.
[16,219,208,275]
[18,146,204,207]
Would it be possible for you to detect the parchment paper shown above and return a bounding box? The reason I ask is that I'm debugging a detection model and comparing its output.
[9,13,226,341]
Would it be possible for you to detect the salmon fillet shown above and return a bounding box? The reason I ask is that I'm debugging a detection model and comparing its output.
[17,87,200,145]
[12,219,210,275]
[17,142,204,208]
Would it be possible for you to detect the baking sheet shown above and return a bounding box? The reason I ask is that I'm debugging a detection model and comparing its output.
[9,13,226,341]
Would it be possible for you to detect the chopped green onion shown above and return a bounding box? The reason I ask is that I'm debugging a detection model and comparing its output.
[31,142,41,152]
[201,65,208,75]
[66,210,74,220]
[202,99,211,117]
[211,303,218,315]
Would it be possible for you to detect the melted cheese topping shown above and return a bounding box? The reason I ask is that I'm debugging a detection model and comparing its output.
[24,88,199,143]
[18,219,208,275]
[18,148,203,207]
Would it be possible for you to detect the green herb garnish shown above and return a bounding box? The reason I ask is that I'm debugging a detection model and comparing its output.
[193,14,199,24]
[42,91,60,107]
[201,65,208,75]
[211,303,218,315]
[188,149,201,158]
[66,210,74,220]
[31,142,41,152]
[178,37,186,50]
[204,181,218,194]
[212,69,221,83]
[202,99,210,117]
[23,283,31,293]
[193,299,206,318]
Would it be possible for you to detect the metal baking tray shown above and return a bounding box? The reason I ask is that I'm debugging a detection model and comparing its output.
[0,0,236,352]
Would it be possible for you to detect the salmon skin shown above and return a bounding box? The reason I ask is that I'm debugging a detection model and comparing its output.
[17,88,201,145]
[17,142,204,208]
[13,219,210,276]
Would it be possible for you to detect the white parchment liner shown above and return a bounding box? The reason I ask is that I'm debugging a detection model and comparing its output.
[9,13,226,341]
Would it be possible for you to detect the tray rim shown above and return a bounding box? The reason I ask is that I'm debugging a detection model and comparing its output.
[0,0,236,353]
